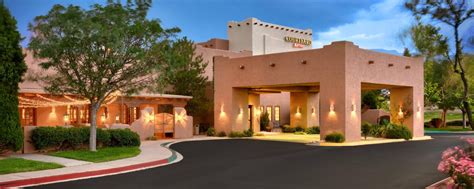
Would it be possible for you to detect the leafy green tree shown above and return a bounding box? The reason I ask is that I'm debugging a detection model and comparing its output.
[0,3,27,153]
[28,1,178,151]
[403,48,412,57]
[406,0,474,129]
[157,38,210,118]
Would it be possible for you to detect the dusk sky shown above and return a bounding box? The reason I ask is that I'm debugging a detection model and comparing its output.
[5,0,474,53]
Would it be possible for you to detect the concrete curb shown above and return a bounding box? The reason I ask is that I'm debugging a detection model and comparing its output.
[0,143,183,189]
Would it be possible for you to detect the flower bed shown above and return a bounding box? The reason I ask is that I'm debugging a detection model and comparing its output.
[436,137,474,188]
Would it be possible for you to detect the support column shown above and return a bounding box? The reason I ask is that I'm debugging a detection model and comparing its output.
[290,92,319,128]
[390,87,423,138]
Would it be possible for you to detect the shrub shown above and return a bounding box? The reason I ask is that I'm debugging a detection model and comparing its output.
[199,123,211,134]
[281,125,295,133]
[260,111,270,131]
[446,120,470,126]
[294,131,306,135]
[228,131,245,138]
[305,126,320,134]
[385,124,412,140]
[369,124,387,138]
[361,122,371,139]
[430,118,443,128]
[325,132,345,143]
[108,129,140,147]
[31,127,139,150]
[206,128,216,136]
[243,129,253,137]
[295,126,304,132]
[217,131,226,137]
[255,133,264,136]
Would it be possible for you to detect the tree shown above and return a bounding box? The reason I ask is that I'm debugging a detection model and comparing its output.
[403,48,412,57]
[406,0,474,129]
[157,38,210,118]
[28,1,178,151]
[0,3,27,153]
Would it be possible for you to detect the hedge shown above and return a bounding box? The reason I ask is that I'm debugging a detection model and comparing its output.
[325,132,345,143]
[31,127,139,151]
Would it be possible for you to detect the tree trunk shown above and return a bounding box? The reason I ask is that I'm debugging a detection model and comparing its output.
[462,110,467,129]
[453,24,472,129]
[89,102,100,152]
[442,109,447,128]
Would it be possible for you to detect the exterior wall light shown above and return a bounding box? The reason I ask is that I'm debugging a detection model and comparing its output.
[351,104,356,112]
[398,106,403,117]
[63,114,70,125]
[115,114,120,123]
[239,107,243,115]
[330,104,335,112]
[296,106,301,114]
[101,113,106,124]
[311,107,315,114]
[417,105,421,112]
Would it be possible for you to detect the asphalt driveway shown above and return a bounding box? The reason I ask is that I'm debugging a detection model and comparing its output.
[30,134,468,189]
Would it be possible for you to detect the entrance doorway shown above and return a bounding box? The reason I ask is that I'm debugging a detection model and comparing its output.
[248,105,253,130]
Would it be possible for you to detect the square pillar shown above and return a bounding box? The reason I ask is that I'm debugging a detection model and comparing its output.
[320,81,361,142]
[290,92,319,128]
[390,87,423,137]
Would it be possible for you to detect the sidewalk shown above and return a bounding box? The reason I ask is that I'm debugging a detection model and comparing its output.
[0,136,221,188]
[10,154,91,167]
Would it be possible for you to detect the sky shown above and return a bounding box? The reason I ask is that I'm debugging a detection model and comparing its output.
[5,0,474,54]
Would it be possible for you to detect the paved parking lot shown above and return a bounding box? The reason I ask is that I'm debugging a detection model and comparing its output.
[31,134,467,189]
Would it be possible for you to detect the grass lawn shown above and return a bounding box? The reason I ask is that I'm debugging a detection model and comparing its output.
[424,111,463,122]
[0,157,63,175]
[49,147,141,163]
[425,126,472,132]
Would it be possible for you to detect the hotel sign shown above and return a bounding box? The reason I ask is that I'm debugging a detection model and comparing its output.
[284,36,312,46]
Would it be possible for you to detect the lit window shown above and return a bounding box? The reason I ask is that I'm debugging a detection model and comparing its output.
[274,106,280,122]
[266,106,272,121]
[19,108,36,126]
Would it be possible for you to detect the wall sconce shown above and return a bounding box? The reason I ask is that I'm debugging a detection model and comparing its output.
[63,114,70,125]
[296,106,301,114]
[21,109,25,119]
[330,104,335,112]
[398,106,403,116]
[101,113,106,124]
[115,114,120,123]
[311,107,315,114]
[239,107,244,115]
[417,105,421,112]
[351,104,356,112]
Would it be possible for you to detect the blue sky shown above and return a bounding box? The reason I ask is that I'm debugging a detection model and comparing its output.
[5,0,474,53]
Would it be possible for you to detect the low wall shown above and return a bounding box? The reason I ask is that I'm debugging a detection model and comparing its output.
[361,109,389,125]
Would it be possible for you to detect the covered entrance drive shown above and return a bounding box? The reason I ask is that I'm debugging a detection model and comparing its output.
[214,41,424,142]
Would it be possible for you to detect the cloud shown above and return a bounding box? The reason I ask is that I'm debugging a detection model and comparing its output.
[313,0,413,52]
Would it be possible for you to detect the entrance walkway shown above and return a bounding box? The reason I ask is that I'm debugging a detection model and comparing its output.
[10,154,90,167]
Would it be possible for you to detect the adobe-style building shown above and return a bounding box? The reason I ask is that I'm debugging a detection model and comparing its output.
[19,51,195,153]
[195,18,424,142]
[213,41,424,142]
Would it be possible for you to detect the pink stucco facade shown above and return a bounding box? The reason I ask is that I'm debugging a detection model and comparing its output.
[214,41,424,142]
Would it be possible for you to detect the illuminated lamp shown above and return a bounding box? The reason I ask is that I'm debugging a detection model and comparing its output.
[239,107,243,115]
[115,114,120,123]
[330,104,335,112]
[101,113,106,124]
[351,104,356,112]
[296,106,301,114]
[398,106,403,117]
[63,114,70,125]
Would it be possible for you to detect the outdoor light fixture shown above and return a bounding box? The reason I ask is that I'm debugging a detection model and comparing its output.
[330,104,335,112]
[296,106,301,114]
[115,114,120,123]
[398,106,403,117]
[239,107,243,115]
[351,104,356,112]
[311,107,315,114]
[220,104,225,113]
[101,113,106,124]
[417,105,421,112]
[63,114,70,125]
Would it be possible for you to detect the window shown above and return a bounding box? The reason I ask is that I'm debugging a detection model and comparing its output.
[126,107,140,124]
[80,106,90,124]
[67,106,80,124]
[19,108,36,126]
[274,106,280,122]
[266,106,272,121]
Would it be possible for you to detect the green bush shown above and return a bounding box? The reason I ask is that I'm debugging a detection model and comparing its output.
[294,131,306,135]
[369,124,387,138]
[385,124,412,140]
[281,125,295,133]
[361,122,371,139]
[305,126,320,134]
[31,127,139,150]
[108,129,140,147]
[229,131,245,138]
[325,132,345,143]
[206,128,216,136]
[243,129,253,137]
[295,126,304,132]
[260,112,270,131]
[217,131,226,137]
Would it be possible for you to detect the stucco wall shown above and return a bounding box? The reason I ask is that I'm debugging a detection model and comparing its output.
[214,41,424,142]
